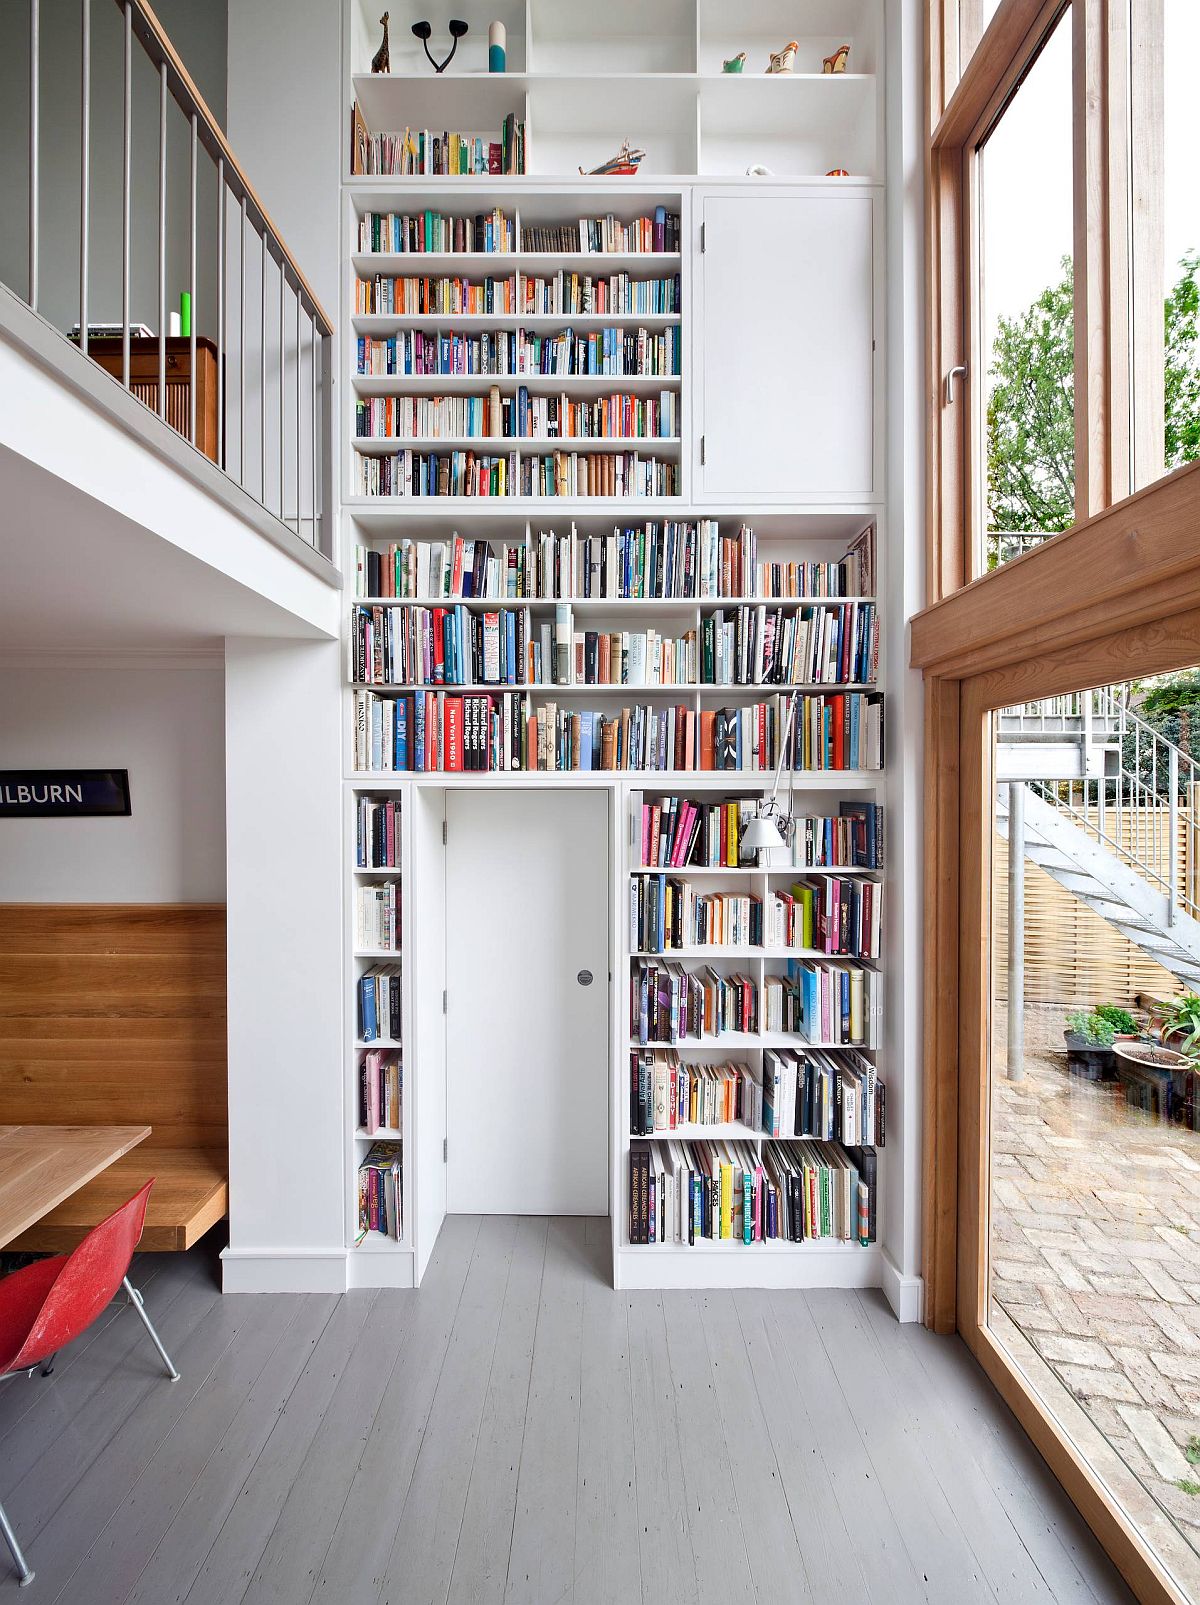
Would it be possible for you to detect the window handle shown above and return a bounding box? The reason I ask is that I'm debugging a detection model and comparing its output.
[945,363,968,404]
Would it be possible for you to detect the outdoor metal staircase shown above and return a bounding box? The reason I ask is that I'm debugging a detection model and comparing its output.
[997,687,1200,990]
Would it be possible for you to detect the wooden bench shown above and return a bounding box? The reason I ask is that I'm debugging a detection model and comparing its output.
[0,904,227,1251]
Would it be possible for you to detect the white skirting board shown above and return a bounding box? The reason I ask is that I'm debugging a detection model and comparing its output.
[220,1246,351,1294]
[882,1251,924,1324]
[613,1243,883,1292]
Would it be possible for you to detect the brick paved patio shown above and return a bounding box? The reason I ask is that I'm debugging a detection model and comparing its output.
[991,1004,1200,1551]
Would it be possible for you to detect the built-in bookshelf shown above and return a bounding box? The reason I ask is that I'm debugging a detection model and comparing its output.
[347,789,410,1274]
[340,0,891,1295]
[347,193,686,501]
[620,783,883,1275]
[347,0,882,180]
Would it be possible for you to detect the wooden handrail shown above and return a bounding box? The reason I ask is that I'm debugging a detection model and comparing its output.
[125,0,333,334]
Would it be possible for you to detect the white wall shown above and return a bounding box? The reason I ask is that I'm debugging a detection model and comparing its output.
[0,654,225,903]
[881,0,927,1323]
[222,636,345,1290]
[226,0,341,317]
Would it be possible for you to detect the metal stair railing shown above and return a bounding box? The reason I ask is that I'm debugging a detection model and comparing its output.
[1021,687,1199,925]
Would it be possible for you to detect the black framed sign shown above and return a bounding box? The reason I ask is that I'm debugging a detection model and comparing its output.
[0,770,131,817]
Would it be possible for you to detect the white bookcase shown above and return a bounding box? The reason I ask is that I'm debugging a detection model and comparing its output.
[340,0,890,1292]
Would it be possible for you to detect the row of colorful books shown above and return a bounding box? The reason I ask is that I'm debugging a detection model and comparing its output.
[628,1139,877,1246]
[357,1142,403,1241]
[629,1045,884,1146]
[355,209,679,256]
[766,877,883,958]
[355,883,399,951]
[355,326,681,379]
[355,274,518,317]
[360,1051,402,1135]
[353,448,681,499]
[358,963,402,1042]
[768,960,882,1047]
[354,271,683,320]
[351,690,885,773]
[521,271,681,317]
[633,962,759,1042]
[523,211,680,253]
[353,523,874,602]
[638,797,883,871]
[353,388,679,441]
[355,796,402,868]
[350,602,878,690]
[350,116,525,178]
[631,878,764,950]
[357,208,516,254]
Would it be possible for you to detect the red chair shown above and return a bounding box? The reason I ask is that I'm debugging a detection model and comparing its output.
[0,1180,178,1586]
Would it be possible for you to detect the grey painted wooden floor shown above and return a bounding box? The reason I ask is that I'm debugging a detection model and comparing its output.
[0,1214,1135,1604]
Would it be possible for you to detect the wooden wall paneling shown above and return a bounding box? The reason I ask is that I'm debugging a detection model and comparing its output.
[923,679,962,1332]
[0,904,229,1251]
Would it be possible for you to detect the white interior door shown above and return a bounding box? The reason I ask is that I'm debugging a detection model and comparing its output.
[445,787,610,1214]
[697,188,876,500]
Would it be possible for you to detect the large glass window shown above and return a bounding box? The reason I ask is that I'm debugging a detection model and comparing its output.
[976,9,1075,572]
[988,671,1200,1598]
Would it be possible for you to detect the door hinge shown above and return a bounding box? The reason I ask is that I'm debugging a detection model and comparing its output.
[700,221,706,253]
[700,434,706,466]
[443,1137,448,1162]
[442,988,447,1014]
[442,819,447,845]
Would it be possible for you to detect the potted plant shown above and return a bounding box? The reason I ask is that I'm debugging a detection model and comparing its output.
[1063,1010,1117,1080]
[1155,994,1200,1128]
[1093,1002,1139,1039]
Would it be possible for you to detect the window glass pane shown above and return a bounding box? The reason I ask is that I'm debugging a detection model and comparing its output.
[988,672,1200,1598]
[977,10,1074,572]
[1131,0,1200,492]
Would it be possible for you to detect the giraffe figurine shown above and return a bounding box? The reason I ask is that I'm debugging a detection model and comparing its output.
[371,11,391,74]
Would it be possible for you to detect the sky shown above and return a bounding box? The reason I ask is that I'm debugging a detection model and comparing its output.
[981,1,1197,356]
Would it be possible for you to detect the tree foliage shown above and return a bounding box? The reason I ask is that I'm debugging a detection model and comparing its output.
[987,253,1200,538]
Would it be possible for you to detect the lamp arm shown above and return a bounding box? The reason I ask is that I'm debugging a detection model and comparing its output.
[765,687,800,813]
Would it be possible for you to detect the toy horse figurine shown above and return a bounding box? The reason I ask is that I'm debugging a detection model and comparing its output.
[823,43,851,74]
[766,40,799,74]
[371,12,391,74]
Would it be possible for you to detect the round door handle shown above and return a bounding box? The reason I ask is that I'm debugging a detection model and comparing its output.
[576,969,593,987]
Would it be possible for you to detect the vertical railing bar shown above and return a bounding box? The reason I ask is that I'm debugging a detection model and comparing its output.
[29,0,39,310]
[294,288,302,535]
[189,112,197,446]
[79,0,90,351]
[121,0,131,387]
[81,0,91,351]
[239,195,247,486]
[278,263,285,517]
[217,159,225,469]
[157,61,167,419]
[311,313,318,550]
[260,230,267,502]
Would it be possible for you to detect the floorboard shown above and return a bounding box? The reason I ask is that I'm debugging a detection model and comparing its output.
[0,1219,1139,1605]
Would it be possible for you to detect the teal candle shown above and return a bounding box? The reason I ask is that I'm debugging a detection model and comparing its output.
[489,20,505,72]
[180,291,192,338]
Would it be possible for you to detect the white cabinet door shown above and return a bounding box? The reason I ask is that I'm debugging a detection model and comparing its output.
[696,188,877,501]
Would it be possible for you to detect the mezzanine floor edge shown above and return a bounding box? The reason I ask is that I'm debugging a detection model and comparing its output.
[0,1217,1134,1605]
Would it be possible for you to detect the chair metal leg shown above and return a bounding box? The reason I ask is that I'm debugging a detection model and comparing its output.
[39,1351,57,1377]
[0,1496,34,1585]
[122,1276,179,1381]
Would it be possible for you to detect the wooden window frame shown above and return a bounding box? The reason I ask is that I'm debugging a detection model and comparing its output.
[914,460,1200,1604]
[926,0,1165,599]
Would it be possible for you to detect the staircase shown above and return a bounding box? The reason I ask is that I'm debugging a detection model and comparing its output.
[997,688,1200,991]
